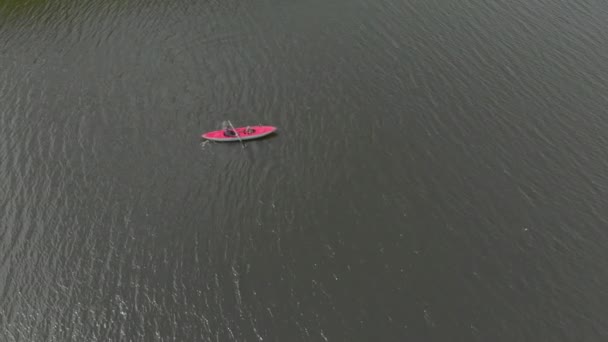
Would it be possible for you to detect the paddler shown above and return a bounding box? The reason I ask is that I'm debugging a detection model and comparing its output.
[224,128,236,136]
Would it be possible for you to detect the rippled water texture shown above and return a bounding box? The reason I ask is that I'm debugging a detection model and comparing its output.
[2,0,608,340]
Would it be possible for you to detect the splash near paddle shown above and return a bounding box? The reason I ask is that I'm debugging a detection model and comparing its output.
[201,125,277,142]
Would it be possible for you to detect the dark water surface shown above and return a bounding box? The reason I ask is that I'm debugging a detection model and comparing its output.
[2,0,608,340]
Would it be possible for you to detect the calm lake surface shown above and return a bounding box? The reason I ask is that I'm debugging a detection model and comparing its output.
[2,0,608,341]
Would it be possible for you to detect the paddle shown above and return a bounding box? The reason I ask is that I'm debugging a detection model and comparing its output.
[227,120,245,148]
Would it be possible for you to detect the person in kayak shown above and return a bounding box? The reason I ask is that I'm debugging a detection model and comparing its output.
[245,126,255,134]
[224,128,236,137]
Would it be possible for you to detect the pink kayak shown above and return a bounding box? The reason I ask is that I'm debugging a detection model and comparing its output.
[201,125,277,142]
